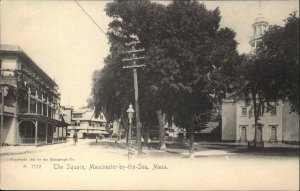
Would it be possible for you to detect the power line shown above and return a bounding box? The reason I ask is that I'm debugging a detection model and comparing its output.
[73,0,106,36]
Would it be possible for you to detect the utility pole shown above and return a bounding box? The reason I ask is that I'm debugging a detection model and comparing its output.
[0,0,2,147]
[0,87,3,147]
[123,41,145,156]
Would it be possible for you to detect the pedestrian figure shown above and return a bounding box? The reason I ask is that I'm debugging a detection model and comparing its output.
[114,135,118,144]
[73,132,78,145]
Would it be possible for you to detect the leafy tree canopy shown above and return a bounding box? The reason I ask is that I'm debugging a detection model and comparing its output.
[256,12,299,112]
[90,0,239,133]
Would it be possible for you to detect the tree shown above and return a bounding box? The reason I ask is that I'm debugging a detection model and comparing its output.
[90,0,239,156]
[152,1,238,157]
[231,13,299,149]
[232,54,275,148]
[257,12,299,112]
[91,0,168,149]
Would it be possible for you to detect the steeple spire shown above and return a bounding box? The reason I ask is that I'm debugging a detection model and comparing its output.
[249,1,268,53]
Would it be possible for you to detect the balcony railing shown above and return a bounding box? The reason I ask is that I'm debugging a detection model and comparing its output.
[17,137,48,145]
[18,137,35,144]
[0,76,17,86]
[0,104,15,114]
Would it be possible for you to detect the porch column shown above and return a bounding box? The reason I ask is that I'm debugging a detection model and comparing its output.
[27,88,31,113]
[0,87,5,146]
[35,90,38,114]
[57,126,60,143]
[45,123,48,144]
[16,121,19,144]
[35,121,38,146]
[46,97,49,117]
[62,127,65,142]
[41,94,44,116]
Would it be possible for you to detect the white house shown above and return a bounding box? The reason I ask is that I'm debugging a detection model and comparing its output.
[222,99,299,144]
[68,108,107,139]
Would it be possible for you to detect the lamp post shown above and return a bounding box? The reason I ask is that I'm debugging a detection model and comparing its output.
[127,104,134,160]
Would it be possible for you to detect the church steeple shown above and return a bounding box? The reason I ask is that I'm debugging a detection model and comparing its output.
[249,1,269,52]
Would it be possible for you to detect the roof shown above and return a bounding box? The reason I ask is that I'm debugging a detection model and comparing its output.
[18,113,68,127]
[199,122,219,133]
[0,44,58,87]
[72,108,107,122]
[73,108,91,114]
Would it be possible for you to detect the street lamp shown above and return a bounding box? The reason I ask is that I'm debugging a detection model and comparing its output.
[127,104,134,159]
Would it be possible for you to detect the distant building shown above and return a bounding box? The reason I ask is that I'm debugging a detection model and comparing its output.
[222,99,299,144]
[68,108,107,139]
[221,14,299,144]
[0,45,68,146]
[61,105,73,124]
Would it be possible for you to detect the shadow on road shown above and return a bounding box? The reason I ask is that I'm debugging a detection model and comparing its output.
[89,140,128,150]
[87,139,299,158]
[229,147,300,157]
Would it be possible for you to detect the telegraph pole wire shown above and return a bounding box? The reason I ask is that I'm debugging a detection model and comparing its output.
[73,0,106,36]
[122,42,145,156]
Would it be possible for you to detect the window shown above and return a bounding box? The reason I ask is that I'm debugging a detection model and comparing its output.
[242,107,247,116]
[1,59,17,76]
[258,105,265,116]
[269,107,277,116]
[270,126,277,142]
[73,114,82,118]
[240,126,247,142]
[259,25,262,35]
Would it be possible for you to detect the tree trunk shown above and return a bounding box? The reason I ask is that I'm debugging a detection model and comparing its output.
[156,110,166,150]
[126,128,128,143]
[189,123,195,158]
[252,96,258,149]
[144,124,149,144]
[254,116,257,149]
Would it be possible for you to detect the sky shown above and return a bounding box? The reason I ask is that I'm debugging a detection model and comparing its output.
[1,0,299,109]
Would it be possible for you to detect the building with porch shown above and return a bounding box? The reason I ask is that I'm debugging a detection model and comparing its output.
[68,108,107,139]
[0,45,68,146]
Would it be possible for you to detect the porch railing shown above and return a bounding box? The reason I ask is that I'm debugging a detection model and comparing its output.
[18,137,35,144]
[0,104,15,113]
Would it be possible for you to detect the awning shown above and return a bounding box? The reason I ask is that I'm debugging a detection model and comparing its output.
[18,113,68,127]
[88,127,106,130]
[87,129,109,135]
[88,131,109,135]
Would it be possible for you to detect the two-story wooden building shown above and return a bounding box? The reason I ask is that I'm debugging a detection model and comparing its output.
[0,45,68,146]
[68,108,107,139]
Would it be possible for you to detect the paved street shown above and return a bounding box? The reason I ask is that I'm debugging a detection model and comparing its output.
[1,139,299,190]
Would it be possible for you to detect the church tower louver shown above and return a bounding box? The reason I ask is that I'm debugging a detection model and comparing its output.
[249,13,269,52]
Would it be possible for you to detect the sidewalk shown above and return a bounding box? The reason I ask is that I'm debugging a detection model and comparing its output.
[0,140,72,156]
